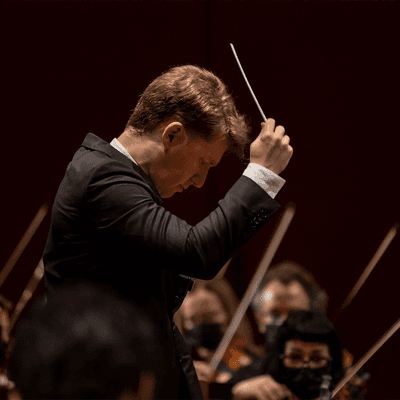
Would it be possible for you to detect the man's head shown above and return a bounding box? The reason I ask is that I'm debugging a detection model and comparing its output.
[271,310,344,399]
[251,261,328,333]
[9,283,161,400]
[123,65,251,198]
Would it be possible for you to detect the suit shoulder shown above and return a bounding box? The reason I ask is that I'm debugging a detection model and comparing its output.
[65,147,145,184]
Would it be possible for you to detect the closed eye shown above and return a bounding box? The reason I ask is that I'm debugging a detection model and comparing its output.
[201,158,216,167]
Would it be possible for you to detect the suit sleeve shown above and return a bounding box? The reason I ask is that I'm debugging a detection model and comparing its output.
[85,159,281,280]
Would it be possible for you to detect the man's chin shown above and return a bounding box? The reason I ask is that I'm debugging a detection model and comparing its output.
[161,186,182,199]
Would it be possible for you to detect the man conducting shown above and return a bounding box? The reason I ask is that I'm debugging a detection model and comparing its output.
[42,65,293,399]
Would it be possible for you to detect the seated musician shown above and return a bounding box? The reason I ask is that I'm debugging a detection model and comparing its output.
[250,260,328,342]
[177,276,264,383]
[232,309,345,400]
[227,262,367,400]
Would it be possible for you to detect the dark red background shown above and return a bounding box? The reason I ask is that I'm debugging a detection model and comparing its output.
[1,3,399,398]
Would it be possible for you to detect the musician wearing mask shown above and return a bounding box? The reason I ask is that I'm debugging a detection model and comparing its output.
[178,278,264,384]
[232,310,345,400]
[224,263,367,399]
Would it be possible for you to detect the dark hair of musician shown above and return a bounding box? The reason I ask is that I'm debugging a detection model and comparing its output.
[126,64,251,159]
[264,310,344,385]
[8,283,162,399]
[251,260,328,313]
[270,310,344,386]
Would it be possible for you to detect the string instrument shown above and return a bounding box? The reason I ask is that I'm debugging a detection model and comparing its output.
[208,333,262,384]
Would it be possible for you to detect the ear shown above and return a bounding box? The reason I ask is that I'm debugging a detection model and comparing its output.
[161,122,188,152]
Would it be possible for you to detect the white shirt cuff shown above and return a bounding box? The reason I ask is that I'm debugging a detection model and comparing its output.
[242,163,285,199]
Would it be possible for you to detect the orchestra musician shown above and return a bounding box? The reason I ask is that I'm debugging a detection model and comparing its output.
[178,276,265,383]
[250,261,328,350]
[247,261,367,399]
[180,261,330,398]
[232,309,346,400]
[41,64,293,399]
[206,261,367,399]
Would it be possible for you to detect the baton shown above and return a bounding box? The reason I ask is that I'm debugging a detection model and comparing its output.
[230,43,267,122]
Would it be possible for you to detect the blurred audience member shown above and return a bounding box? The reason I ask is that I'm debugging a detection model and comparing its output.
[8,283,161,400]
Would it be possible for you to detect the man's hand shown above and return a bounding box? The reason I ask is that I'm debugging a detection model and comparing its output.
[250,119,293,175]
[232,375,295,400]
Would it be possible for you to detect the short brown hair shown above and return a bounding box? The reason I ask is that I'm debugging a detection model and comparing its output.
[126,65,251,159]
[251,260,328,313]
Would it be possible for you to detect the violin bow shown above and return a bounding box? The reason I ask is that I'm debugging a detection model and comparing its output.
[8,258,45,332]
[230,43,267,122]
[332,316,400,397]
[330,223,399,395]
[331,222,398,322]
[208,203,296,376]
[0,203,48,289]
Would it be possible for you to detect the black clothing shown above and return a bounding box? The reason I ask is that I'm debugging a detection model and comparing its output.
[43,133,281,399]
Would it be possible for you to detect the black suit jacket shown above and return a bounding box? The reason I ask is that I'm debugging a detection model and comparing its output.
[43,133,281,399]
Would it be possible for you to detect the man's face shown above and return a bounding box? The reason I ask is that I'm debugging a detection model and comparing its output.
[152,129,227,198]
[255,279,311,333]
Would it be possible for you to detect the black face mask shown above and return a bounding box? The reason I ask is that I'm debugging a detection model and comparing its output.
[184,323,224,351]
[279,365,331,400]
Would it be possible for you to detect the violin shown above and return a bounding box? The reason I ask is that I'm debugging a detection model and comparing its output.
[197,332,263,400]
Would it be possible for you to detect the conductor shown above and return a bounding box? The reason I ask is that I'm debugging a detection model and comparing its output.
[42,65,293,400]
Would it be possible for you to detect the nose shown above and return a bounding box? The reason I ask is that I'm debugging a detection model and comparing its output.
[191,165,210,189]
